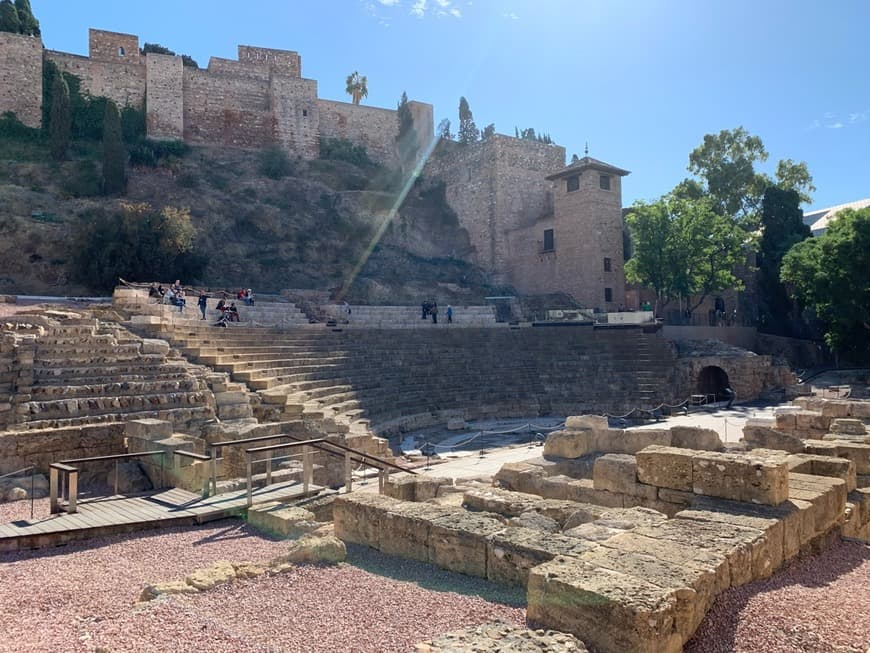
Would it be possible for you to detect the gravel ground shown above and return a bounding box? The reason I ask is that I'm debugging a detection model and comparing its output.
[0,520,524,653]
[0,497,51,522]
[686,541,870,653]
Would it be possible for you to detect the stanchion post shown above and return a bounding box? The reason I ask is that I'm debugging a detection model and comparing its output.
[345,452,352,493]
[246,452,253,507]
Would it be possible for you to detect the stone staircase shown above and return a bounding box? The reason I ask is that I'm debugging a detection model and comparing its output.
[6,319,217,432]
[153,325,680,438]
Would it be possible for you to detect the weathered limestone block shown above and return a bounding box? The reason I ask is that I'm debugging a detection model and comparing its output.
[830,418,867,436]
[612,428,672,454]
[577,544,719,642]
[820,400,852,418]
[494,462,545,493]
[185,560,238,591]
[508,511,560,533]
[527,556,684,653]
[561,504,612,531]
[463,487,541,518]
[332,492,400,548]
[825,440,870,474]
[428,510,505,577]
[788,472,847,536]
[247,503,318,539]
[543,429,595,459]
[415,476,452,501]
[593,454,638,494]
[692,450,789,506]
[379,502,453,562]
[486,526,597,586]
[140,338,170,355]
[743,419,806,453]
[275,535,346,564]
[563,522,629,543]
[561,478,624,507]
[126,418,172,439]
[414,621,589,653]
[565,415,609,431]
[384,473,417,501]
[139,580,199,602]
[636,446,694,492]
[786,454,857,491]
[843,489,870,541]
[794,410,830,432]
[670,426,722,451]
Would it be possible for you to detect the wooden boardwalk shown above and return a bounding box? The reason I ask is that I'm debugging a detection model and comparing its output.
[0,481,322,553]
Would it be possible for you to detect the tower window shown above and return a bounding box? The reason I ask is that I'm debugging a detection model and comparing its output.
[118,47,125,57]
[566,175,579,192]
[604,257,612,272]
[604,288,613,302]
[302,109,308,117]
[599,174,611,190]
[543,229,554,252]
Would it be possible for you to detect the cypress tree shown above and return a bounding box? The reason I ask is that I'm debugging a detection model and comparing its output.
[395,91,418,171]
[102,100,126,195]
[0,0,19,34]
[457,96,479,144]
[13,0,38,35]
[49,71,71,160]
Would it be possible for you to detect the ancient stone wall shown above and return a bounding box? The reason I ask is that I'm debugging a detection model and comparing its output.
[676,354,794,403]
[271,76,319,158]
[0,424,126,474]
[318,99,400,166]
[88,29,141,65]
[0,32,43,128]
[47,50,146,109]
[237,45,301,77]
[425,136,565,279]
[146,53,184,139]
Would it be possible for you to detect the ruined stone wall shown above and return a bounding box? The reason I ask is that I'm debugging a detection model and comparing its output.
[146,53,184,139]
[0,424,126,474]
[676,354,795,403]
[47,51,146,109]
[425,136,564,278]
[0,32,42,128]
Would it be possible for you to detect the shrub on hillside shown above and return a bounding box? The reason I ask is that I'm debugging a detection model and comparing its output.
[258,145,293,179]
[128,138,189,167]
[61,160,101,197]
[0,111,41,141]
[70,202,205,290]
[319,137,371,167]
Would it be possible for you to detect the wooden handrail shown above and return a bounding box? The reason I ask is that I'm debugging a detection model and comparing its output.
[61,451,165,464]
[245,438,327,454]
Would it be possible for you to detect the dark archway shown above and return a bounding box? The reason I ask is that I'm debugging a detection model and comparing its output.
[697,365,730,400]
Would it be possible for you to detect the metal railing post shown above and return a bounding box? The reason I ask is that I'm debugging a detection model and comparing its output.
[303,445,312,494]
[345,452,352,493]
[114,459,119,495]
[49,465,59,514]
[246,452,253,507]
[266,450,272,486]
[160,452,165,489]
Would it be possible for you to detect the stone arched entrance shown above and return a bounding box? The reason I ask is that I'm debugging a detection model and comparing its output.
[697,365,730,400]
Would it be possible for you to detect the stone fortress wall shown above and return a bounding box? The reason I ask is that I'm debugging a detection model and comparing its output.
[0,28,433,165]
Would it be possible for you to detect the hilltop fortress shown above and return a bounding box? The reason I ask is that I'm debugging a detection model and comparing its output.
[0,28,628,309]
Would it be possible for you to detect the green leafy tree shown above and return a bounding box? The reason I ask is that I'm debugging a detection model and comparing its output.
[438,118,453,141]
[775,159,816,205]
[757,186,811,334]
[396,91,418,170]
[687,127,814,229]
[481,123,495,140]
[345,71,368,105]
[13,0,38,35]
[0,0,20,34]
[457,96,478,144]
[48,70,71,161]
[625,194,747,313]
[781,207,870,361]
[101,100,126,195]
[71,202,203,291]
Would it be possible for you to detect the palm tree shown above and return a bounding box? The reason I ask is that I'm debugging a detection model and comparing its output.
[345,71,368,105]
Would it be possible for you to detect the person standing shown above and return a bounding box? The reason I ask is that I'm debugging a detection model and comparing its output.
[446,304,453,324]
[431,302,438,324]
[198,292,208,320]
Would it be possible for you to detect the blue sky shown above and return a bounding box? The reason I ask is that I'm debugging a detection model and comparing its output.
[31,0,869,211]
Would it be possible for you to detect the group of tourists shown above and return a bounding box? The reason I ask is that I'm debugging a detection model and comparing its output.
[147,281,251,327]
[421,300,453,324]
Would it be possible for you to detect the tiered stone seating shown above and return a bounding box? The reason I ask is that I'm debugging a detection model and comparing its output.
[11,320,216,432]
[159,326,679,436]
[324,304,499,328]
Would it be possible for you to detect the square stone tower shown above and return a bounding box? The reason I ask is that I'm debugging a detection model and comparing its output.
[544,157,630,310]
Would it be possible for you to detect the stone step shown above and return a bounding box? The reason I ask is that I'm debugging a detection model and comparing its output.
[30,377,200,399]
[33,363,191,383]
[18,405,215,431]
[25,389,210,420]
